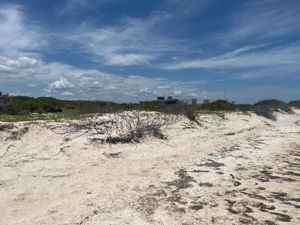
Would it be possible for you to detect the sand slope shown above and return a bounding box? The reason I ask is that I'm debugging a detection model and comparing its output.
[0,111,299,225]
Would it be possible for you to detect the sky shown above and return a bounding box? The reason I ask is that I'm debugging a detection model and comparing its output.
[0,0,299,103]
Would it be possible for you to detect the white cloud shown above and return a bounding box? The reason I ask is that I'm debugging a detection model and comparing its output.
[38,61,207,102]
[0,54,205,101]
[158,85,170,89]
[10,92,31,96]
[165,45,300,72]
[0,56,49,79]
[104,53,155,66]
[69,12,183,66]
[139,88,153,94]
[174,90,182,95]
[106,85,117,90]
[62,91,74,96]
[0,4,45,56]
[162,0,300,81]
[228,1,300,41]
[48,78,74,92]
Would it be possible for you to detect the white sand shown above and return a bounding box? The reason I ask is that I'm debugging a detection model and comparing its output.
[0,111,299,225]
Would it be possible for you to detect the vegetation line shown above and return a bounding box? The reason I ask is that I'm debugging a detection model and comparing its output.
[0,92,299,122]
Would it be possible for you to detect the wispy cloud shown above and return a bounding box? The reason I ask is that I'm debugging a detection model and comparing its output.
[165,45,300,72]
[59,0,114,14]
[164,0,300,79]
[227,0,300,42]
[47,78,74,92]
[0,4,45,56]
[0,56,49,79]
[0,55,207,101]
[62,91,74,96]
[66,0,211,66]
[1,0,299,102]
[69,14,181,66]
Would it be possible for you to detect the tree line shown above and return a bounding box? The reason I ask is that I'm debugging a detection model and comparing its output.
[0,92,299,117]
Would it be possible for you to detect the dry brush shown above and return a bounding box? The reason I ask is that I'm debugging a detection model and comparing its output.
[51,111,177,144]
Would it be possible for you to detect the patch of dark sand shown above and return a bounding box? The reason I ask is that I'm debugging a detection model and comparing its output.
[233,181,242,186]
[269,212,292,222]
[235,166,248,171]
[189,169,210,173]
[253,202,276,212]
[270,192,300,208]
[189,201,208,211]
[225,199,254,216]
[103,152,121,158]
[282,171,300,176]
[264,220,277,225]
[137,188,167,216]
[238,213,257,224]
[166,169,195,190]
[197,159,225,168]
[199,182,213,187]
[240,191,267,200]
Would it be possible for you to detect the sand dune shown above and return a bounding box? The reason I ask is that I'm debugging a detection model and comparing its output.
[0,111,299,225]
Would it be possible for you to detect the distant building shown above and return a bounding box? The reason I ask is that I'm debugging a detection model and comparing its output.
[191,99,197,105]
[154,96,179,105]
[166,98,179,105]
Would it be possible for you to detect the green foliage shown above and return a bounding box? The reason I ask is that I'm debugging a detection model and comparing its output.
[0,92,13,114]
[0,93,133,116]
[253,99,294,120]
[288,100,300,109]
[0,91,298,122]
[199,100,252,111]
[255,99,293,113]
[253,106,277,121]
[254,99,292,113]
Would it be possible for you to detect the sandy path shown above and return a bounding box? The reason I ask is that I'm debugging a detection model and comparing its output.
[0,111,299,225]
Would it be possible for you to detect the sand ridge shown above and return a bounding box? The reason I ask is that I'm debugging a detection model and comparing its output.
[0,111,299,225]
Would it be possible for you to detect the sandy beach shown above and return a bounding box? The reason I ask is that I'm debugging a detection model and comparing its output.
[0,110,299,225]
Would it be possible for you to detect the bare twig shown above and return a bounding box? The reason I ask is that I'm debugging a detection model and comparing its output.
[50,111,177,144]
[0,144,15,159]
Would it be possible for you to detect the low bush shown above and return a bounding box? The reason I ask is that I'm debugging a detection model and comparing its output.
[253,99,294,121]
[253,106,277,121]
[184,108,201,125]
[8,127,29,140]
[104,111,174,143]
[255,99,292,113]
[289,100,300,109]
[52,111,175,144]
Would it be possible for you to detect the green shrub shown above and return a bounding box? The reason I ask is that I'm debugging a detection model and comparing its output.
[254,106,277,121]
[289,100,300,109]
[255,99,292,113]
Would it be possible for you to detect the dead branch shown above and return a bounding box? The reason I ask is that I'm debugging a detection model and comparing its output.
[50,111,177,144]
[8,127,29,140]
[0,144,15,159]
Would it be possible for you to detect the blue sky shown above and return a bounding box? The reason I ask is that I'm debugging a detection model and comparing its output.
[0,0,299,103]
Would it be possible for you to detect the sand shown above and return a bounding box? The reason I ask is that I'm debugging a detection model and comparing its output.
[0,110,299,225]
